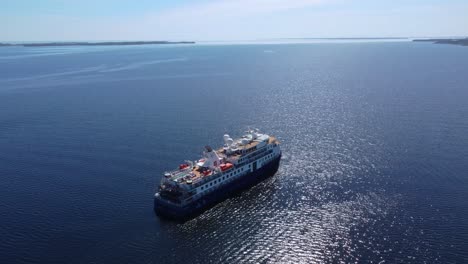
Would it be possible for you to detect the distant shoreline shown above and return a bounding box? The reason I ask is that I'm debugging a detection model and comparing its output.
[276,37,408,40]
[0,41,195,47]
[413,38,468,47]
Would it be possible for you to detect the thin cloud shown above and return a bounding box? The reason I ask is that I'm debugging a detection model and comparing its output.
[136,0,330,40]
[154,0,327,19]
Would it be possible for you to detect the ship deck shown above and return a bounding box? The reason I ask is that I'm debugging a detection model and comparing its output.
[165,135,279,185]
[239,140,260,149]
[269,136,279,144]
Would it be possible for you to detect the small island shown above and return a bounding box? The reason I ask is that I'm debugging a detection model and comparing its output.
[413,37,468,47]
[0,41,195,47]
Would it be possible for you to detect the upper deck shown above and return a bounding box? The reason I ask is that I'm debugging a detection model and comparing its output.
[161,133,279,187]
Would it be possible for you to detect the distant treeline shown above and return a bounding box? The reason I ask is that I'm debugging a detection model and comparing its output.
[413,38,468,47]
[0,41,195,47]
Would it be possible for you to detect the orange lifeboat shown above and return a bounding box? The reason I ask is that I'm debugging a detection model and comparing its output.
[220,163,233,171]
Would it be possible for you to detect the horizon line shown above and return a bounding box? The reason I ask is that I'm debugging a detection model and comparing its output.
[1,36,467,44]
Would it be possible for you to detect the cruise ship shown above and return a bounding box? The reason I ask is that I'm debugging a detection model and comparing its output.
[154,129,281,220]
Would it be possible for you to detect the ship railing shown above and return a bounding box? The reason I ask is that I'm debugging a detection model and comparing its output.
[238,149,273,167]
[188,149,274,188]
[236,147,268,163]
[166,169,191,178]
[191,171,224,188]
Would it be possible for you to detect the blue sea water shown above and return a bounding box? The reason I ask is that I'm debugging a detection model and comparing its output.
[1,42,468,263]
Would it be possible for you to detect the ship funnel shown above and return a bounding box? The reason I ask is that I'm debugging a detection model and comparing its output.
[202,147,221,169]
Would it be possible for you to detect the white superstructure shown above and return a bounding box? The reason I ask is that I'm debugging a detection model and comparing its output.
[155,130,281,205]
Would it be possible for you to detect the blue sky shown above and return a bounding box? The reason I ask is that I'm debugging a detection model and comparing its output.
[2,0,468,41]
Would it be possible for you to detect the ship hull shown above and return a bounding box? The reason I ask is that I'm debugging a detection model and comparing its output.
[154,155,281,220]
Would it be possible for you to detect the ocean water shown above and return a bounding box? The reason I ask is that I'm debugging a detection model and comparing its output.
[1,42,468,263]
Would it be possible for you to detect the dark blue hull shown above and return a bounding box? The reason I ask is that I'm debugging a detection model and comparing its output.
[154,155,281,221]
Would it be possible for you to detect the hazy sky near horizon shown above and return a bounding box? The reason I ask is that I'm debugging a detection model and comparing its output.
[2,0,468,41]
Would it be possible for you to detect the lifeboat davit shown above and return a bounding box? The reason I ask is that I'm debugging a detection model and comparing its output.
[179,164,189,170]
[220,163,233,171]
